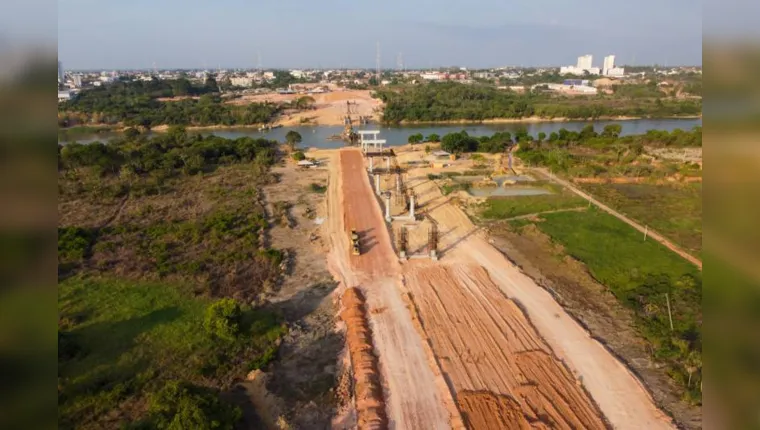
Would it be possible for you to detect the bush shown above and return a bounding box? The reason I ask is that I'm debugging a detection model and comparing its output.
[204,299,242,342]
[148,380,242,430]
[291,151,306,161]
[58,227,98,264]
[425,133,440,143]
[309,183,326,193]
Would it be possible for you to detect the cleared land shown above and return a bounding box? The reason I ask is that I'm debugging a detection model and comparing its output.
[393,145,676,429]
[403,263,606,429]
[229,88,383,126]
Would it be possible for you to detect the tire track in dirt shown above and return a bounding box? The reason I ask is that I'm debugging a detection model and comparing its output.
[403,264,607,429]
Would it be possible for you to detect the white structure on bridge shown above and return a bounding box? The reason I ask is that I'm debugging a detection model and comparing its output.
[358,130,386,153]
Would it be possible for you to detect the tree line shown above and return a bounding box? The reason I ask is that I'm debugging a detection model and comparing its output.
[59,127,278,182]
[59,78,282,128]
[375,82,701,123]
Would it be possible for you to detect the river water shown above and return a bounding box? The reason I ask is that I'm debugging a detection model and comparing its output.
[60,118,701,148]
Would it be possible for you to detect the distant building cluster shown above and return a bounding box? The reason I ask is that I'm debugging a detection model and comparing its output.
[560,54,624,77]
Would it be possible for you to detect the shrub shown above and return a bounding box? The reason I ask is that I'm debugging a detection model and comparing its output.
[291,151,306,161]
[204,299,242,342]
[58,227,98,263]
[148,380,242,430]
[425,133,440,143]
[309,183,326,193]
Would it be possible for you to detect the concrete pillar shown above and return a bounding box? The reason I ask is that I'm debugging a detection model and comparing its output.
[386,157,391,172]
[374,174,381,195]
[409,194,415,220]
[430,249,438,261]
[385,194,392,222]
[369,156,374,173]
[396,174,401,194]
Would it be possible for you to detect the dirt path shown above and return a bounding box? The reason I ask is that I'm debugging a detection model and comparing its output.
[325,149,453,429]
[406,173,677,430]
[534,168,702,269]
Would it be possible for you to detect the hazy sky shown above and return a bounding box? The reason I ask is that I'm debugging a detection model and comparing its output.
[57,0,702,70]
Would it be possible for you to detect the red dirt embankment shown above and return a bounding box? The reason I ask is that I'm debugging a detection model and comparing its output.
[340,287,386,430]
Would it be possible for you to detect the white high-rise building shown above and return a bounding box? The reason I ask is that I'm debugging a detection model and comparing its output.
[602,55,615,75]
[58,60,64,83]
[577,55,593,70]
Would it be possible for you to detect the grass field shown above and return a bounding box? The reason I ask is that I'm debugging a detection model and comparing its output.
[480,190,585,219]
[58,277,285,429]
[580,182,702,256]
[512,208,702,403]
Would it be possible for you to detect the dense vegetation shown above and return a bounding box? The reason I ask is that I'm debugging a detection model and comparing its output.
[375,82,701,123]
[58,131,288,428]
[510,208,702,403]
[58,79,281,128]
[515,125,702,178]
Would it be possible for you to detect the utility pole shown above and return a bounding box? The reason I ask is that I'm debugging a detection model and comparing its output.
[644,225,649,241]
[376,41,381,83]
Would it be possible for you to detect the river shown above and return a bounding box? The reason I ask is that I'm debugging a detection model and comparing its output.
[59,118,701,148]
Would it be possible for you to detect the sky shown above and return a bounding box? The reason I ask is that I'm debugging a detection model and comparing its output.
[56,0,703,70]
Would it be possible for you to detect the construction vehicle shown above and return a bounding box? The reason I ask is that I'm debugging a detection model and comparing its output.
[350,229,361,255]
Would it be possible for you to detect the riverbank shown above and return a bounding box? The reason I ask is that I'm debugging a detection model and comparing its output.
[60,114,703,136]
[395,114,702,126]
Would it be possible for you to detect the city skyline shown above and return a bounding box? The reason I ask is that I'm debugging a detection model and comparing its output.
[58,0,701,70]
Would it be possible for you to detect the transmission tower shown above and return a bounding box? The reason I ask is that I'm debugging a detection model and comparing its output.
[257,51,262,73]
[376,42,381,83]
[397,52,403,71]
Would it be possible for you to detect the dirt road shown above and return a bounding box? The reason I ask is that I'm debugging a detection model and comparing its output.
[406,172,677,430]
[326,149,454,429]
[535,168,702,269]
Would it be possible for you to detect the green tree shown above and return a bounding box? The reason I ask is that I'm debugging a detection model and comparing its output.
[285,130,303,151]
[425,133,440,143]
[408,133,423,146]
[171,78,193,96]
[537,132,547,143]
[601,124,623,138]
[203,298,242,342]
[148,381,242,430]
[124,127,141,140]
[441,131,478,154]
[205,74,219,93]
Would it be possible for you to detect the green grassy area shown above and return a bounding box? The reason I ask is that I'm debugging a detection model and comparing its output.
[480,191,585,219]
[58,277,285,429]
[580,182,702,255]
[513,208,702,403]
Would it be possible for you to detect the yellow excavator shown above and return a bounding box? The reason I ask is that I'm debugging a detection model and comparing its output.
[350,229,361,255]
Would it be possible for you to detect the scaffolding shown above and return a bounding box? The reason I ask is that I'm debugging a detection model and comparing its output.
[358,130,386,153]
